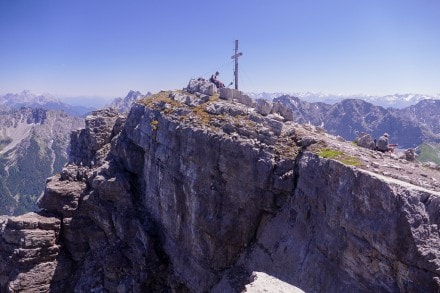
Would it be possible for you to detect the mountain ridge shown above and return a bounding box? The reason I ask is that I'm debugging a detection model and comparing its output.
[0,107,84,215]
[0,91,95,117]
[274,95,440,148]
[248,91,440,109]
[0,81,438,292]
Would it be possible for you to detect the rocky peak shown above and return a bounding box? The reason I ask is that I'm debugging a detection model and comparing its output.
[274,95,440,148]
[398,99,440,134]
[108,90,147,113]
[0,91,61,107]
[1,81,439,292]
[27,107,47,124]
[69,107,124,167]
[273,95,330,125]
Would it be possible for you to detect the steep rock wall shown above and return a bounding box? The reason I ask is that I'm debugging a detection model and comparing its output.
[214,154,440,292]
[0,85,439,292]
[115,103,294,290]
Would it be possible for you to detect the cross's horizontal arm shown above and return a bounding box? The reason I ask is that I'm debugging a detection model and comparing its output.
[231,52,243,59]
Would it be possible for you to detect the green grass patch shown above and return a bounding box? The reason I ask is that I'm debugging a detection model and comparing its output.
[416,143,440,164]
[318,148,362,166]
[340,157,362,166]
[318,149,344,159]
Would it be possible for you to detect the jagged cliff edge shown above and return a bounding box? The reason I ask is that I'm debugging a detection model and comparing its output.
[1,79,439,292]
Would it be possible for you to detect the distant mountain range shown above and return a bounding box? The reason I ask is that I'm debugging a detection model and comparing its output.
[248,92,440,109]
[0,106,84,215]
[275,95,440,148]
[0,90,149,215]
[0,90,95,116]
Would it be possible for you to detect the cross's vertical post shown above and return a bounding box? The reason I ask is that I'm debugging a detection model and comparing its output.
[231,40,243,90]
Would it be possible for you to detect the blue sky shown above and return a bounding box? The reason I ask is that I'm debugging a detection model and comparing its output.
[1,0,439,99]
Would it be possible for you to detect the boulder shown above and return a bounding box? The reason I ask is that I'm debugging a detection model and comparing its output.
[255,98,273,116]
[186,78,217,96]
[271,101,294,121]
[219,88,255,107]
[0,212,65,292]
[37,176,87,217]
[405,148,416,161]
[355,132,376,150]
[170,91,209,107]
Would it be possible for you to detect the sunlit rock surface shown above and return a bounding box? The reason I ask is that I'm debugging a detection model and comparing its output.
[1,83,439,292]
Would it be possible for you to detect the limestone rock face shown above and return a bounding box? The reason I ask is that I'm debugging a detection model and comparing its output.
[255,98,273,116]
[219,88,255,107]
[187,78,217,96]
[36,166,88,219]
[70,108,124,167]
[271,100,294,121]
[217,153,440,292]
[116,103,295,290]
[40,110,164,292]
[0,212,66,292]
[170,91,210,107]
[1,87,439,292]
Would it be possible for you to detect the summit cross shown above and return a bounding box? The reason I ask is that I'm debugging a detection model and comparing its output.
[231,40,243,90]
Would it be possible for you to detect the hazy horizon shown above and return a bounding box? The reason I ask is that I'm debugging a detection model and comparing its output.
[1,88,439,110]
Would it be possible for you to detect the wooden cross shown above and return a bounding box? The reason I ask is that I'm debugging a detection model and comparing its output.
[231,40,243,90]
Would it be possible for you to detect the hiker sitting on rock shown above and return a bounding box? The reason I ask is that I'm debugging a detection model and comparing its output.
[376,133,397,153]
[209,71,225,88]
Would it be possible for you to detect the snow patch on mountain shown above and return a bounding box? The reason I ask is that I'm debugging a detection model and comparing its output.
[0,122,34,156]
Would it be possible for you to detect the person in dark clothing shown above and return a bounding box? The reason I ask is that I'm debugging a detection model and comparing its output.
[376,133,396,152]
[209,71,225,88]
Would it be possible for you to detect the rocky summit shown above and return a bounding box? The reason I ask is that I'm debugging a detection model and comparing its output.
[1,79,439,292]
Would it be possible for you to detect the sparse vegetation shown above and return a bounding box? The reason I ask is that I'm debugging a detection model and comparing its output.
[209,93,220,101]
[318,149,344,159]
[191,105,212,124]
[340,157,362,166]
[140,91,180,109]
[150,120,159,131]
[416,143,440,164]
[318,148,362,166]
